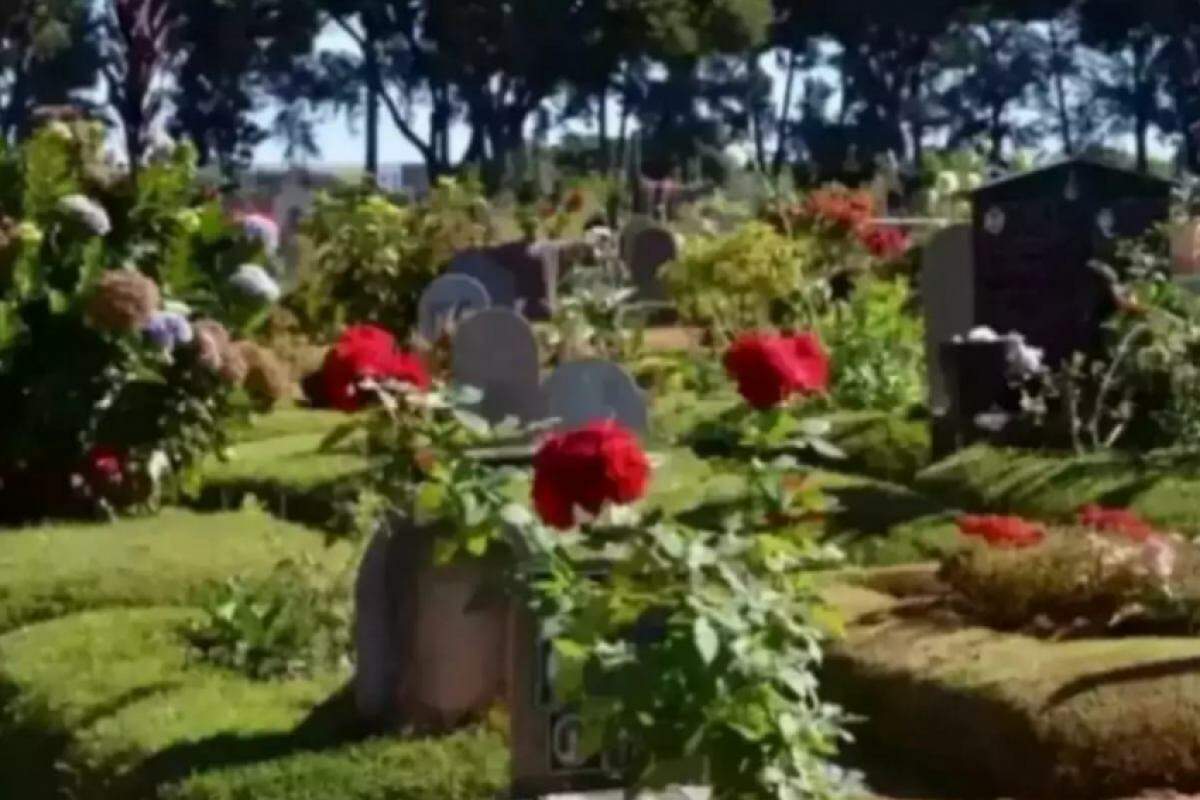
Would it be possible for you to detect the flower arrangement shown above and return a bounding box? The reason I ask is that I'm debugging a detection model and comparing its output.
[940,507,1200,635]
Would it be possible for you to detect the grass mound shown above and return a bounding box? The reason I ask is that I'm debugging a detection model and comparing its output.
[0,508,352,634]
[825,573,1200,798]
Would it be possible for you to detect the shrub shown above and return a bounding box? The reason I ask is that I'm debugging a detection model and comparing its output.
[819,278,925,412]
[294,178,492,340]
[662,222,823,342]
[941,512,1200,634]
[186,557,352,681]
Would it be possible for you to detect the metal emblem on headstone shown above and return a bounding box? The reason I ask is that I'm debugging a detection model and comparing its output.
[452,308,547,425]
[543,360,648,435]
[448,249,518,309]
[417,274,491,343]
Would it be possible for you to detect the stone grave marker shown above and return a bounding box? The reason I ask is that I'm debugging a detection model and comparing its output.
[448,249,518,310]
[542,359,648,435]
[452,308,547,425]
[969,157,1170,368]
[920,224,975,415]
[490,240,557,320]
[627,225,677,303]
[417,274,491,343]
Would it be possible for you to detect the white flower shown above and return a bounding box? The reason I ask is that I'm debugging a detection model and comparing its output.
[964,326,1001,343]
[147,450,172,483]
[58,194,111,236]
[229,263,281,303]
[1005,336,1045,376]
[239,213,279,254]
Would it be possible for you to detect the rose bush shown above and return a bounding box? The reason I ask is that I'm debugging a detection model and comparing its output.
[531,421,651,530]
[319,324,430,412]
[723,331,830,409]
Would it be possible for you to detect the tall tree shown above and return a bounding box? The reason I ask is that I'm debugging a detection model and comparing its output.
[0,0,100,142]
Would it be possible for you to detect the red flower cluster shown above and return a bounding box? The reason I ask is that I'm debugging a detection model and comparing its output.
[84,445,126,490]
[957,515,1047,549]
[858,225,910,260]
[723,332,830,410]
[532,421,651,530]
[1077,505,1155,542]
[802,187,875,233]
[321,325,430,412]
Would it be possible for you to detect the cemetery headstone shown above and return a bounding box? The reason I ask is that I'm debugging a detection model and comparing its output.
[619,216,656,277]
[542,359,648,436]
[452,308,547,425]
[969,157,1170,368]
[920,224,975,415]
[417,274,491,343]
[491,240,559,320]
[354,516,511,730]
[448,249,518,310]
[628,225,677,303]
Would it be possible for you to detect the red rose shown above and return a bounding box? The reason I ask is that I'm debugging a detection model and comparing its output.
[85,445,125,488]
[858,225,910,259]
[803,188,875,232]
[724,332,830,410]
[1077,505,1155,542]
[956,514,1046,549]
[321,324,430,412]
[532,421,651,530]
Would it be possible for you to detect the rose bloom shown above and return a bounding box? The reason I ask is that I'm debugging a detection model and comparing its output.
[84,445,125,489]
[1077,505,1155,542]
[802,187,875,232]
[957,514,1046,549]
[321,324,430,412]
[724,332,830,410]
[858,225,910,259]
[532,420,651,530]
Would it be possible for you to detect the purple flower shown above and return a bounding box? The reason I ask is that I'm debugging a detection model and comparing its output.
[239,213,279,254]
[143,311,193,350]
[229,263,281,303]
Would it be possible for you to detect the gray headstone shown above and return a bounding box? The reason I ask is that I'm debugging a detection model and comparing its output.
[628,226,677,302]
[921,224,975,414]
[452,308,547,425]
[619,215,656,269]
[542,359,648,435]
[417,274,491,343]
[448,250,518,309]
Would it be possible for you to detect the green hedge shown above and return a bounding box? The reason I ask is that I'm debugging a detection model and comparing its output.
[195,433,372,529]
[821,412,932,485]
[916,445,1200,533]
[0,508,352,634]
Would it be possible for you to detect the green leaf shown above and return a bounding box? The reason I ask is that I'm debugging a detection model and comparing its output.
[693,616,719,665]
[414,482,447,524]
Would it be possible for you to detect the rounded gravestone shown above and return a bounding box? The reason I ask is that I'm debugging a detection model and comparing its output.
[417,274,491,343]
[448,249,517,309]
[452,308,547,425]
[542,359,648,435]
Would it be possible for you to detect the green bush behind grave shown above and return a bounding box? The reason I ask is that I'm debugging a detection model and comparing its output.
[163,729,508,800]
[916,445,1200,533]
[0,508,353,634]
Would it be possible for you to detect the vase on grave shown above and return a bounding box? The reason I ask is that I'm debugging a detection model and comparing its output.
[1171,218,1200,275]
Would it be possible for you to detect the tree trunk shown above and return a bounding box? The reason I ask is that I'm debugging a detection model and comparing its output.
[1133,41,1151,173]
[772,51,799,177]
[747,50,767,172]
[598,83,610,174]
[364,28,380,179]
[1048,17,1075,154]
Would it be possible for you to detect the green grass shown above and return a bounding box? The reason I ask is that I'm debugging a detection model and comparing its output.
[196,433,373,529]
[232,408,349,444]
[916,445,1200,533]
[0,607,349,799]
[0,508,353,634]
[0,607,507,800]
[163,729,508,800]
